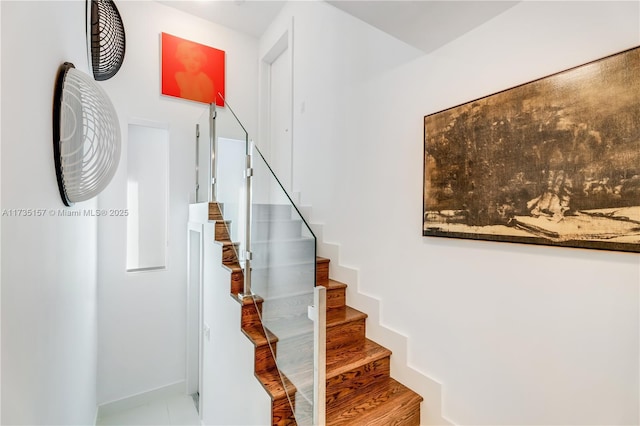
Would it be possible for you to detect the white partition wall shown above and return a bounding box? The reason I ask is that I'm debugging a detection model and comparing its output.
[260,1,640,424]
[186,223,203,409]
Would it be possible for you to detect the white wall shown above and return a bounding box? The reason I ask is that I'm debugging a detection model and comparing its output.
[96,1,259,404]
[197,219,271,425]
[262,1,640,424]
[1,1,98,424]
[1,0,4,421]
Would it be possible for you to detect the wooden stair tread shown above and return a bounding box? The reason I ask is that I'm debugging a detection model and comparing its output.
[323,279,347,290]
[208,202,223,220]
[256,367,297,401]
[269,338,392,391]
[242,324,278,347]
[240,295,264,306]
[261,313,313,341]
[222,262,242,273]
[251,327,389,390]
[326,339,391,379]
[215,240,238,247]
[326,377,423,426]
[251,260,316,273]
[327,306,367,327]
[316,256,330,264]
[323,280,347,309]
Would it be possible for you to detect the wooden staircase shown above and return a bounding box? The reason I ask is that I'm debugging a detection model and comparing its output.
[209,202,423,425]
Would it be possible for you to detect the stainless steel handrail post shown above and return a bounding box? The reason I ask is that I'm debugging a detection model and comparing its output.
[214,94,252,299]
[195,124,200,201]
[241,140,253,298]
[313,285,327,425]
[209,102,217,202]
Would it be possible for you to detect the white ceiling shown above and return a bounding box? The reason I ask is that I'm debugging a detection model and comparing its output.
[157,1,287,38]
[158,0,519,53]
[327,1,519,53]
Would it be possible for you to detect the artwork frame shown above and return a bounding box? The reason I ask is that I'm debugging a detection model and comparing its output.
[161,32,225,106]
[423,46,640,253]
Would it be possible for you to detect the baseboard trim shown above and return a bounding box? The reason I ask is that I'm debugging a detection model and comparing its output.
[97,380,186,418]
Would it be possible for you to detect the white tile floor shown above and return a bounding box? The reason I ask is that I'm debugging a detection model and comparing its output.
[96,394,201,426]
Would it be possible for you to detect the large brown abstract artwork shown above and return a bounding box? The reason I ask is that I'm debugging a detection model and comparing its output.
[423,46,640,252]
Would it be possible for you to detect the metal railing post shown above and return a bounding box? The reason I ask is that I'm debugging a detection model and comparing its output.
[313,285,327,425]
[195,124,200,201]
[209,102,217,202]
[242,140,253,297]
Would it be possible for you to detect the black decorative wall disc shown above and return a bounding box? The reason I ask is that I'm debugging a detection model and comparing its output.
[88,0,126,81]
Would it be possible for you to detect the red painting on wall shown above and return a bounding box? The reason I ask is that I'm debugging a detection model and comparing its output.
[161,33,225,106]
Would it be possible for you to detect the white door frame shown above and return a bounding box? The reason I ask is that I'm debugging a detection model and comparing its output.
[259,18,294,193]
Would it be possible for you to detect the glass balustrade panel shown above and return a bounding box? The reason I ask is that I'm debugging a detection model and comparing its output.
[251,144,317,424]
[215,95,320,424]
[216,137,246,249]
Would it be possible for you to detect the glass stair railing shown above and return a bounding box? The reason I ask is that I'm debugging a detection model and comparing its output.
[198,97,326,425]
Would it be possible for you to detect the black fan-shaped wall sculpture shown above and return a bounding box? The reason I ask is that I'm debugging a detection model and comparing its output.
[88,0,126,81]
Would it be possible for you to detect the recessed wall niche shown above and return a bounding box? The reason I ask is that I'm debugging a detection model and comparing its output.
[126,122,169,272]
